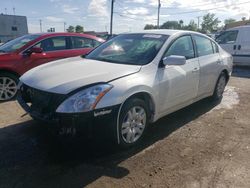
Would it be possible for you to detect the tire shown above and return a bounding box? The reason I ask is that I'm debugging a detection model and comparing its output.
[0,72,19,101]
[211,72,227,101]
[118,98,150,148]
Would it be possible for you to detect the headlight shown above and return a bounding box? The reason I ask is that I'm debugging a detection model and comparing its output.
[56,84,113,113]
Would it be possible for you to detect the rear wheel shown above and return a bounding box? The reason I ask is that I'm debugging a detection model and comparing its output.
[0,72,19,101]
[211,72,227,101]
[118,98,149,148]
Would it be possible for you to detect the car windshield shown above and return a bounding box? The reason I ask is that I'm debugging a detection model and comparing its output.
[0,34,41,53]
[85,34,169,65]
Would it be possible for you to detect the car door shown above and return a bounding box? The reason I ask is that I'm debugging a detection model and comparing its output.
[216,30,239,58]
[157,35,200,114]
[234,27,250,65]
[20,36,71,72]
[193,35,221,97]
[70,36,97,56]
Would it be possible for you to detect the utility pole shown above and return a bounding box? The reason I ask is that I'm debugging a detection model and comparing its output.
[197,16,201,30]
[64,22,67,32]
[157,0,161,29]
[39,19,42,32]
[13,7,15,15]
[110,0,115,35]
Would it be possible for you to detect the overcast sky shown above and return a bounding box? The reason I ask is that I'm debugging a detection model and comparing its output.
[1,0,250,33]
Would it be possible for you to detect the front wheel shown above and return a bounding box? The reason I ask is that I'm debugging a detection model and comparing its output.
[0,72,19,101]
[118,98,149,148]
[211,72,227,101]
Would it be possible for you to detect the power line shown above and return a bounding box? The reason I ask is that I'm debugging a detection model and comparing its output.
[165,0,250,15]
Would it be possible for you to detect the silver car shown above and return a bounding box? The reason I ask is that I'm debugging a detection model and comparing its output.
[17,30,233,147]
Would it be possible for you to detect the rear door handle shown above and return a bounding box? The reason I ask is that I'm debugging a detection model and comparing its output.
[238,45,241,50]
[233,45,237,50]
[216,59,222,64]
[192,67,199,73]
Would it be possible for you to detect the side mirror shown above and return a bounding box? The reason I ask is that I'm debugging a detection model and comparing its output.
[30,47,43,53]
[162,55,186,66]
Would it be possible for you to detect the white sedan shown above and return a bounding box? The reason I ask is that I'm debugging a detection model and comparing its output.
[17,30,233,147]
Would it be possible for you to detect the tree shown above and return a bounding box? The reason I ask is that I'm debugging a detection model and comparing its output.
[201,13,221,33]
[183,20,198,31]
[67,25,75,32]
[179,20,184,28]
[160,21,181,29]
[144,24,157,30]
[75,25,84,33]
[242,17,246,21]
[224,18,236,25]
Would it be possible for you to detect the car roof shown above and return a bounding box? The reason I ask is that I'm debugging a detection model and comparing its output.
[31,32,105,42]
[227,25,250,30]
[125,29,204,37]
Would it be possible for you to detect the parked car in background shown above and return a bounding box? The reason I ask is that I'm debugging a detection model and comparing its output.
[17,30,233,147]
[216,25,250,66]
[0,32,105,101]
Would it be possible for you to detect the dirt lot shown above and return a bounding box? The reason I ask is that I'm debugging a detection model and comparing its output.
[0,67,250,188]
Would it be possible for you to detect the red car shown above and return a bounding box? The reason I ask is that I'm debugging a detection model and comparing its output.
[0,32,105,101]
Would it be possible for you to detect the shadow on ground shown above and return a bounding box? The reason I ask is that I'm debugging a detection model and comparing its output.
[0,97,220,188]
[232,66,250,78]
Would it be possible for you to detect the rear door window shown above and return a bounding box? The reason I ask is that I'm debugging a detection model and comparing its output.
[194,36,214,57]
[71,37,94,49]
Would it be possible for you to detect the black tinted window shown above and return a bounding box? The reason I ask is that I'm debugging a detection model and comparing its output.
[35,36,68,51]
[72,37,94,49]
[216,30,238,44]
[164,36,195,59]
[194,36,214,57]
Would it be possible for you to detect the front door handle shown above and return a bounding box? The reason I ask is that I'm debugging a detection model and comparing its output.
[238,45,241,50]
[233,45,237,50]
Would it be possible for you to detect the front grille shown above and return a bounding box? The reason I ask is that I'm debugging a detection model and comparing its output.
[19,84,65,115]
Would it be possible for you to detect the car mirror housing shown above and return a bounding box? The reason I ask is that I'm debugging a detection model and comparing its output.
[30,47,43,53]
[162,55,186,66]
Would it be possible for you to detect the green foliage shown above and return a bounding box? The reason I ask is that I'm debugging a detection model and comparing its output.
[75,25,84,33]
[144,24,157,30]
[182,20,198,31]
[201,13,220,33]
[67,25,75,33]
[66,25,84,33]
[160,21,181,29]
[224,18,236,25]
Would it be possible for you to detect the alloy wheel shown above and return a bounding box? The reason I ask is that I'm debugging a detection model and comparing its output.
[121,106,146,144]
[0,77,18,101]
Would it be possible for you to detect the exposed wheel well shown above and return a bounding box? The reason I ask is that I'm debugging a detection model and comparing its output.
[221,69,229,83]
[0,69,20,78]
[124,92,155,122]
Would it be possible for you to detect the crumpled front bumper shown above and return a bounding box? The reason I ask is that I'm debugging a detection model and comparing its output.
[17,88,121,140]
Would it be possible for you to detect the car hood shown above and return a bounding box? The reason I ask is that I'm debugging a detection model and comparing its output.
[20,56,141,94]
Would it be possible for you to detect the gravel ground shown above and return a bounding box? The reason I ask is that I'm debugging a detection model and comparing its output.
[0,67,250,188]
